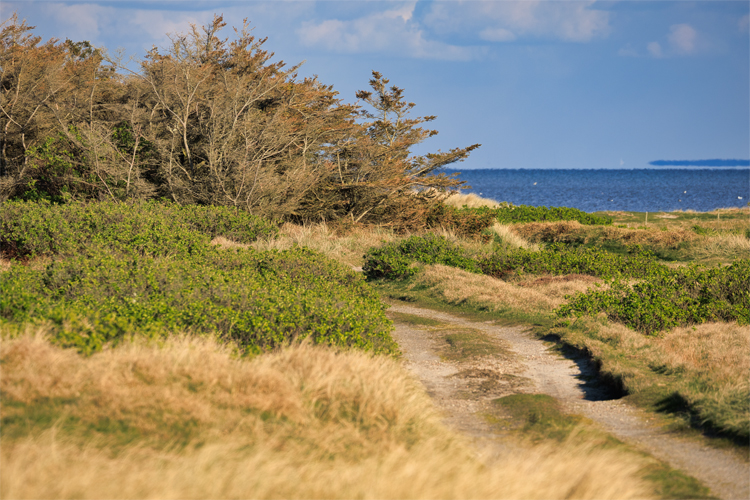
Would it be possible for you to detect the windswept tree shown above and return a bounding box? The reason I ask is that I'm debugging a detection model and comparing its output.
[1,14,480,226]
[0,14,154,202]
[132,15,358,218]
[302,71,480,225]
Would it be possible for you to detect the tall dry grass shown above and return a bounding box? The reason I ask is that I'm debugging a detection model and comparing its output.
[413,264,599,313]
[243,222,398,267]
[443,192,502,209]
[0,332,651,499]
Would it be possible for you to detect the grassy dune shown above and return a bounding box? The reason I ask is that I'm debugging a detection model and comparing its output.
[1,332,651,500]
[1,197,747,498]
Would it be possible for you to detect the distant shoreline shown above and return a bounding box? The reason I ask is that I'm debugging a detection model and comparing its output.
[445,167,750,171]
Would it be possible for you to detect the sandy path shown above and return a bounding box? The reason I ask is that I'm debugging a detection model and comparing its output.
[388,303,750,500]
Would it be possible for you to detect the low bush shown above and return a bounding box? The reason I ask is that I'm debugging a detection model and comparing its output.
[363,234,481,280]
[556,260,750,334]
[365,234,749,335]
[0,200,279,259]
[0,246,395,355]
[479,244,664,281]
[465,205,612,226]
[365,236,662,283]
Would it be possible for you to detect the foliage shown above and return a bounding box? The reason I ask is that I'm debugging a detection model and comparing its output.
[301,71,479,224]
[556,260,750,334]
[364,232,748,335]
[465,205,612,226]
[365,236,661,282]
[0,200,279,259]
[1,16,479,226]
[479,244,663,281]
[0,245,395,355]
[363,234,480,280]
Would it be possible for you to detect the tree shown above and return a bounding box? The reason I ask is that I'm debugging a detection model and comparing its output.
[0,14,154,202]
[132,15,358,218]
[301,71,480,225]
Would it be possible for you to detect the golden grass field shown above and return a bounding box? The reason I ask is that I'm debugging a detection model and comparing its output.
[1,331,651,499]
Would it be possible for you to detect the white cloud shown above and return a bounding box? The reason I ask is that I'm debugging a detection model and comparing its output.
[617,43,638,57]
[647,42,663,58]
[43,2,111,41]
[297,3,482,60]
[425,0,610,43]
[479,27,516,42]
[668,24,696,54]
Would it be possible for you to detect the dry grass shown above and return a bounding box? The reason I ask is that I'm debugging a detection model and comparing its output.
[444,192,502,209]
[0,332,651,499]
[245,222,398,267]
[687,233,750,260]
[412,264,600,313]
[489,223,541,250]
[511,221,699,249]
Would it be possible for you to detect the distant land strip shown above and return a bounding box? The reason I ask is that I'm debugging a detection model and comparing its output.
[649,159,750,167]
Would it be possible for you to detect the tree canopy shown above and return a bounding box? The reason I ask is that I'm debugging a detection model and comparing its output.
[0,14,480,226]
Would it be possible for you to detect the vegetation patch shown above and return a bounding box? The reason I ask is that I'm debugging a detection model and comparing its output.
[557,259,750,334]
[0,334,653,500]
[0,200,279,259]
[492,394,585,442]
[463,204,612,226]
[441,328,506,362]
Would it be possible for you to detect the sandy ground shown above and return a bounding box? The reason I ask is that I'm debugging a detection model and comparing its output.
[388,303,750,500]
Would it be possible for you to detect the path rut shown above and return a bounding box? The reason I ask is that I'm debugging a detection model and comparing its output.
[388,303,750,500]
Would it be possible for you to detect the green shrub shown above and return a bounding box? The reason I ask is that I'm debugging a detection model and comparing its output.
[556,260,750,334]
[363,234,481,280]
[0,246,396,355]
[465,205,612,225]
[479,244,663,281]
[0,200,279,259]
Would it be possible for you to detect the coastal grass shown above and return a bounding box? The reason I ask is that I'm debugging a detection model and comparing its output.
[372,263,750,445]
[487,394,713,499]
[0,331,652,500]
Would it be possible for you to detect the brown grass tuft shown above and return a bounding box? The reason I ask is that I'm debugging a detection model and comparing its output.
[413,265,600,312]
[444,192,502,209]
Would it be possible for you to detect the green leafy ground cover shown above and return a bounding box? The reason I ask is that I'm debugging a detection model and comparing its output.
[0,201,395,355]
[0,200,279,259]
[364,235,749,334]
[467,204,612,225]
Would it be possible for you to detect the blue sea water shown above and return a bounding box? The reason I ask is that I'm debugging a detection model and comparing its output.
[443,168,750,213]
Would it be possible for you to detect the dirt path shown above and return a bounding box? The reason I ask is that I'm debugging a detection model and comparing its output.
[388,303,750,500]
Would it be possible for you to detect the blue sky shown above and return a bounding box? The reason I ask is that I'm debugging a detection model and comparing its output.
[2,1,749,169]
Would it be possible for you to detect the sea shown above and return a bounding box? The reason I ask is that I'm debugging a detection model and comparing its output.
[443,168,750,213]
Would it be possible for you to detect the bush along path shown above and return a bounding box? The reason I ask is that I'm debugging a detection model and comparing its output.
[386,302,749,500]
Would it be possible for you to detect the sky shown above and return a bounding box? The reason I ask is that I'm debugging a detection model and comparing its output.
[2,0,749,170]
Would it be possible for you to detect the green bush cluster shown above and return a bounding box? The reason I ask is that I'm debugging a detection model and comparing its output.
[364,237,660,282]
[363,234,481,280]
[1,246,396,355]
[0,200,279,259]
[464,205,612,225]
[479,244,663,281]
[364,234,749,334]
[1,200,395,355]
[556,260,750,334]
